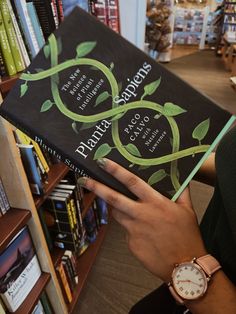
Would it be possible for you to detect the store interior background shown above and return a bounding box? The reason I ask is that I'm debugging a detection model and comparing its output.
[75,0,236,313]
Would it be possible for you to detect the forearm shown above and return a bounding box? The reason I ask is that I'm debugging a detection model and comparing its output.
[186,270,236,314]
[194,152,216,186]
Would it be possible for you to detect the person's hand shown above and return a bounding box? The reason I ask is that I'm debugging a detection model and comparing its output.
[78,158,207,283]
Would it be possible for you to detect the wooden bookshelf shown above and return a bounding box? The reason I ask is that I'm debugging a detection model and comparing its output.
[81,192,96,218]
[11,272,51,314]
[34,163,69,209]
[0,208,31,253]
[0,75,19,97]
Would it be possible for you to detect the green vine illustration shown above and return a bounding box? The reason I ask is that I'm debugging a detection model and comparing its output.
[20,34,210,193]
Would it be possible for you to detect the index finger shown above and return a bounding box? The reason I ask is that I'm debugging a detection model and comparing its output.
[96,158,161,201]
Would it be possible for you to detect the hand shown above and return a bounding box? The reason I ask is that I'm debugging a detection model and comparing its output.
[79,158,207,282]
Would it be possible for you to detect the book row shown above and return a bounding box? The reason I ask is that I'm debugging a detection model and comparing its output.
[0,0,120,77]
[39,173,108,254]
[0,226,53,313]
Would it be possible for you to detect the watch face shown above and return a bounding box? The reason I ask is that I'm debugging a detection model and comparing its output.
[172,262,208,300]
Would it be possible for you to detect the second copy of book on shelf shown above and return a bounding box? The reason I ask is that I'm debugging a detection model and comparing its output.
[0,7,235,200]
[0,226,42,312]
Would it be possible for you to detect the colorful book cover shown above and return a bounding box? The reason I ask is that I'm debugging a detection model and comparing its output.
[0,1,25,72]
[0,227,41,312]
[62,0,90,16]
[0,7,235,201]
[0,10,17,76]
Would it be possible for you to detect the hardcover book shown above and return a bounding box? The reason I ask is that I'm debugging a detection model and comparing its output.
[0,7,235,201]
[0,227,41,312]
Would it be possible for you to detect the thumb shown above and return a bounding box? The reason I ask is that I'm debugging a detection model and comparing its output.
[176,186,193,208]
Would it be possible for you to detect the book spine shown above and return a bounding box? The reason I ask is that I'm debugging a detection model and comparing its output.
[105,0,120,33]
[6,0,30,67]
[56,262,73,303]
[51,0,59,29]
[0,195,5,215]
[0,46,7,76]
[17,145,44,195]
[40,291,53,314]
[26,2,45,49]
[0,177,10,213]
[56,0,64,23]
[61,259,75,291]
[33,0,56,39]
[13,0,40,58]
[0,1,25,72]
[0,9,17,76]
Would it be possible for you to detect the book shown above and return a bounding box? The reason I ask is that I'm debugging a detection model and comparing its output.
[62,0,90,16]
[40,291,53,314]
[56,261,72,303]
[0,226,42,312]
[89,0,108,25]
[106,0,120,33]
[0,7,235,201]
[17,144,44,195]
[26,1,46,50]
[13,0,40,58]
[31,299,45,314]
[0,1,25,72]
[0,299,6,314]
[6,0,31,67]
[0,176,10,214]
[32,0,56,39]
[0,9,17,76]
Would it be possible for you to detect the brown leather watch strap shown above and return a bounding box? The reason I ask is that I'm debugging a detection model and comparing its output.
[196,254,222,277]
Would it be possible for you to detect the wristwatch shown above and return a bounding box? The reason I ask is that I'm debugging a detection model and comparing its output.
[168,254,221,304]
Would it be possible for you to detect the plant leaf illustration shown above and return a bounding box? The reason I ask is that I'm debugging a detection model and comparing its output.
[72,121,79,134]
[20,83,28,97]
[80,121,97,130]
[125,144,141,157]
[163,102,186,117]
[109,62,114,71]
[35,68,44,73]
[95,91,110,107]
[40,100,54,112]
[139,165,150,170]
[43,45,50,58]
[143,78,161,96]
[154,113,161,119]
[118,82,122,92]
[76,41,96,58]
[192,118,210,142]
[110,111,126,121]
[148,169,167,186]
[93,143,112,160]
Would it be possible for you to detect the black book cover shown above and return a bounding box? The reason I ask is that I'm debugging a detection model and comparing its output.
[0,7,235,200]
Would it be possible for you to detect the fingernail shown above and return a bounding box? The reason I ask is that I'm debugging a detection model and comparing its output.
[77,177,87,187]
[96,158,107,169]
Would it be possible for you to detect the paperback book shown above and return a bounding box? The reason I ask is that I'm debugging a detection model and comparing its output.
[0,7,235,200]
[0,227,41,312]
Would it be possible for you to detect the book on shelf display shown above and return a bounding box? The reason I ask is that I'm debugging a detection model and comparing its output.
[0,176,10,215]
[0,9,17,76]
[6,0,31,67]
[13,0,40,58]
[0,7,235,201]
[0,226,42,312]
[0,1,25,73]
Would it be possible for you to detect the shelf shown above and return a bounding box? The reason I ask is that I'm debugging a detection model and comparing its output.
[0,208,31,253]
[10,272,51,314]
[0,75,19,97]
[34,163,69,209]
[68,222,110,314]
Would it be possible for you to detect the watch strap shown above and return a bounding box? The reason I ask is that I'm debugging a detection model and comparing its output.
[196,254,221,277]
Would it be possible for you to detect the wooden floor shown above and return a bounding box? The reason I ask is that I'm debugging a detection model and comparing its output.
[73,48,236,314]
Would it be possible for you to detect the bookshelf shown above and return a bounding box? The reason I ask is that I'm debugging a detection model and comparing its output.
[0,91,110,313]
